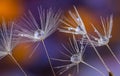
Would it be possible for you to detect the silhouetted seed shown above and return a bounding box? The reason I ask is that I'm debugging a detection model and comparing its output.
[51,36,105,76]
[109,72,113,76]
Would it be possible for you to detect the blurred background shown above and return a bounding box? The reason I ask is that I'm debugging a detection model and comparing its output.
[0,0,120,76]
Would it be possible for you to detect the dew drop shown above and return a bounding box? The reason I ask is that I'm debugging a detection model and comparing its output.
[34,30,45,39]
[70,53,81,64]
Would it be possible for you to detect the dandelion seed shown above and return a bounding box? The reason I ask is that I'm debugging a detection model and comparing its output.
[87,15,120,65]
[51,36,105,76]
[58,6,112,75]
[58,6,87,35]
[0,19,27,76]
[16,7,61,43]
[15,7,61,76]
[89,15,113,46]
[15,7,61,56]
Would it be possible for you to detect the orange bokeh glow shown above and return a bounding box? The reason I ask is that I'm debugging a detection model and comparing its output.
[0,0,23,20]
[13,43,32,64]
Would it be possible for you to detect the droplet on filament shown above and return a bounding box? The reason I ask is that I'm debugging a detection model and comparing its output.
[34,30,45,39]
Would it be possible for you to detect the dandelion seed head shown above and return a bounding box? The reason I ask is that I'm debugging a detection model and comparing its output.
[16,7,61,43]
[59,6,87,35]
[0,19,19,59]
[51,35,105,76]
[88,15,113,47]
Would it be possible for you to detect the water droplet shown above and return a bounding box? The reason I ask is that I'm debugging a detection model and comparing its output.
[76,18,80,21]
[98,36,109,46]
[34,30,45,39]
[70,53,81,64]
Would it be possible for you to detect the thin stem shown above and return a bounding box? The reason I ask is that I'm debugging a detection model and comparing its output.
[60,20,71,27]
[59,51,71,58]
[100,17,107,36]
[50,58,70,62]
[59,64,75,75]
[54,64,72,69]
[8,54,27,76]
[42,40,56,76]
[82,61,105,76]
[76,64,79,73]
[85,34,111,72]
[62,44,73,55]
[69,38,77,53]
[29,42,40,58]
[106,44,120,64]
